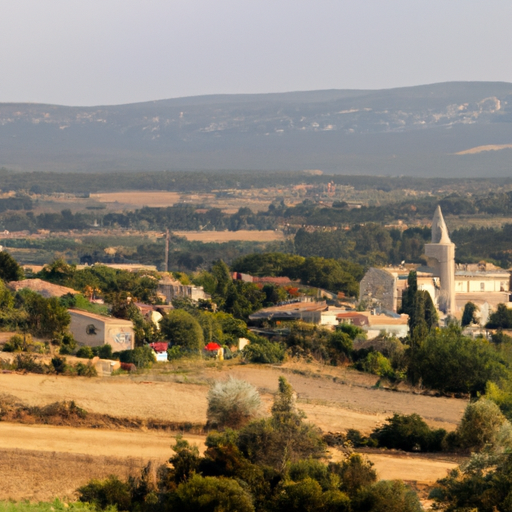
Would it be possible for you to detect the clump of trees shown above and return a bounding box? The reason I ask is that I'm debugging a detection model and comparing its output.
[77,377,422,512]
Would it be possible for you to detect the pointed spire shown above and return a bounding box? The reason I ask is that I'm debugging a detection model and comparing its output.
[431,205,451,244]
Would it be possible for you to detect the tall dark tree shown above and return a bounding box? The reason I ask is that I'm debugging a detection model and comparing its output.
[461,302,478,327]
[0,251,24,282]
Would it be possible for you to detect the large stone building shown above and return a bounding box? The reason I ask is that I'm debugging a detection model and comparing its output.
[360,206,511,315]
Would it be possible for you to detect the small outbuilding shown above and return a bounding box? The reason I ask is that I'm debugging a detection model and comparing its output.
[68,309,135,352]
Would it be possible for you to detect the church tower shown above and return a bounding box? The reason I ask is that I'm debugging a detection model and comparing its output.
[424,206,456,315]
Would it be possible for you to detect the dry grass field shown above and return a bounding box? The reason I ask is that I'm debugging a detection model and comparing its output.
[91,191,185,207]
[173,229,286,243]
[0,447,145,502]
[0,361,469,500]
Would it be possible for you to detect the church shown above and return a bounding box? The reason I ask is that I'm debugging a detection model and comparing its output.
[359,206,511,318]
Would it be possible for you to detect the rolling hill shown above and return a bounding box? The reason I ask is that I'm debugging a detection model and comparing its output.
[2,81,512,176]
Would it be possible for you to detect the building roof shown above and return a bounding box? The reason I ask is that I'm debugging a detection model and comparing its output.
[8,278,79,298]
[431,205,452,244]
[68,309,134,326]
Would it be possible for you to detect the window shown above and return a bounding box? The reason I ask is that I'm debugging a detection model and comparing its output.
[86,324,98,335]
[480,282,485,291]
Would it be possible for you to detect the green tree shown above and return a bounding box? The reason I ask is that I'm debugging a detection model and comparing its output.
[160,309,204,351]
[410,325,508,394]
[353,480,422,512]
[16,289,70,338]
[237,377,325,471]
[454,399,508,452]
[461,301,478,327]
[172,474,254,512]
[487,303,512,329]
[0,251,24,282]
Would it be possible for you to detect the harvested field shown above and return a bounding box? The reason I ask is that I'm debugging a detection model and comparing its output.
[0,361,467,433]
[173,229,285,243]
[0,446,145,502]
[0,424,460,501]
[0,361,470,500]
[92,191,184,207]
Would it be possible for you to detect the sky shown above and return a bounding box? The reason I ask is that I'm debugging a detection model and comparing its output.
[1,0,512,106]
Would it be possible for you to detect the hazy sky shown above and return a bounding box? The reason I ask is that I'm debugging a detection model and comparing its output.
[2,0,512,106]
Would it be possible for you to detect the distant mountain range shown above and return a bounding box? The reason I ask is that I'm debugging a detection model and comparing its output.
[2,81,512,176]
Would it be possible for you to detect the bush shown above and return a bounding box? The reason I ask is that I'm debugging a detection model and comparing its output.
[78,475,131,510]
[57,332,77,354]
[274,478,325,512]
[353,480,422,512]
[332,453,377,497]
[76,346,94,359]
[75,362,97,377]
[207,377,261,429]
[243,336,285,364]
[454,398,508,451]
[51,357,67,374]
[371,413,447,452]
[167,345,187,360]
[115,346,155,369]
[2,334,46,354]
[355,351,394,378]
[13,354,46,374]
[236,378,326,470]
[172,474,255,512]
[92,344,113,360]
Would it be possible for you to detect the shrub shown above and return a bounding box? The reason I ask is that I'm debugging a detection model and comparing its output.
[371,413,447,452]
[274,478,325,512]
[115,346,155,369]
[92,344,113,359]
[75,362,97,377]
[207,377,261,429]
[172,474,255,512]
[454,398,509,451]
[167,345,191,361]
[51,357,67,374]
[353,480,422,512]
[236,378,326,470]
[78,475,131,510]
[13,354,46,374]
[355,351,394,378]
[332,453,377,497]
[56,332,77,355]
[288,458,330,490]
[76,346,94,359]
[243,336,285,364]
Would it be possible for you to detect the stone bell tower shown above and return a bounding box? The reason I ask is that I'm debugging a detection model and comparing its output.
[424,206,456,315]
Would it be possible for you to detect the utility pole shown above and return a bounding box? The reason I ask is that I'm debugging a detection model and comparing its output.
[164,229,170,273]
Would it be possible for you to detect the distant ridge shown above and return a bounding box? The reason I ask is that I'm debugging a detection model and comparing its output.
[2,81,512,177]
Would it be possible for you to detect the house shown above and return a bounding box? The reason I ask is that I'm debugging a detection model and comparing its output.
[68,309,135,351]
[149,342,169,362]
[249,301,327,324]
[157,276,209,303]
